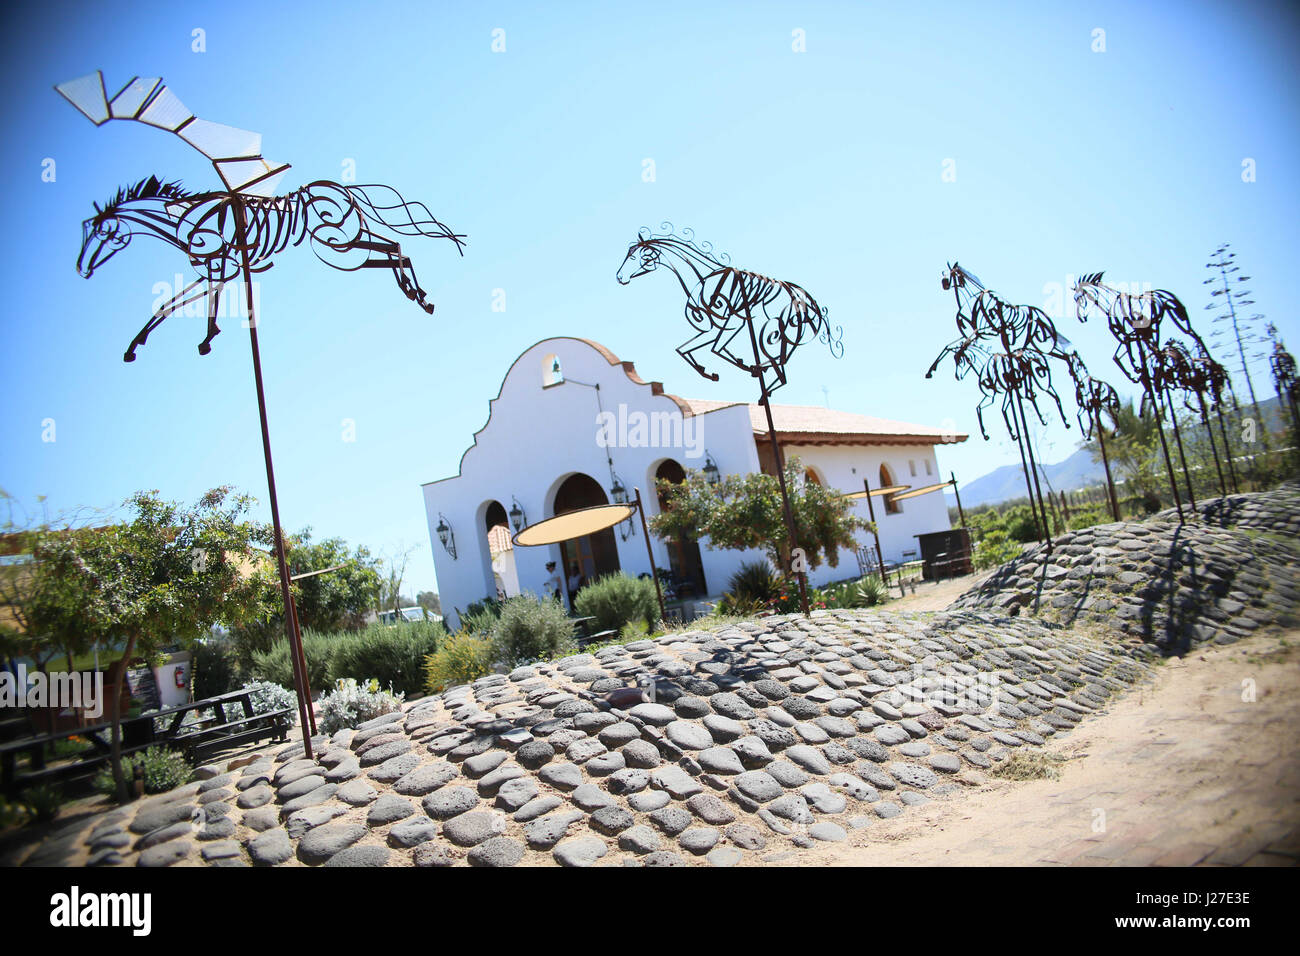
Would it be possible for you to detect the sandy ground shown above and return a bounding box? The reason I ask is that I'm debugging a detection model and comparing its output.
[886,569,995,613]
[790,632,1300,867]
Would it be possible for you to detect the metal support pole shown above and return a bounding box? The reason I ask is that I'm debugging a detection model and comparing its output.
[949,471,967,528]
[760,393,810,617]
[862,477,888,585]
[634,488,667,624]
[1013,387,1052,552]
[236,201,313,760]
[1136,338,1183,523]
[1214,404,1239,494]
[1163,386,1197,512]
[1094,406,1121,522]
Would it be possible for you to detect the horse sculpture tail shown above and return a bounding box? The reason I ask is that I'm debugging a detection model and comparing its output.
[343,184,467,253]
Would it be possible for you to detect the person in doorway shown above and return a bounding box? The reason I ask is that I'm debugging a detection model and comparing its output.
[544,561,563,603]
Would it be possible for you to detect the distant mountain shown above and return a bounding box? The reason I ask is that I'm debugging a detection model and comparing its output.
[947,394,1291,510]
[949,448,1103,510]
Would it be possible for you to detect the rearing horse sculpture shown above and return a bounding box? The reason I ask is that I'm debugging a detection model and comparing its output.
[928,263,1074,548]
[56,70,469,762]
[617,224,843,616]
[1073,273,1209,522]
[617,224,842,396]
[59,72,465,363]
[78,175,465,361]
[1064,350,1123,521]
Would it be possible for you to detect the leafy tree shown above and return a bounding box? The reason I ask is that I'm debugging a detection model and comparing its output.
[416,591,442,616]
[650,457,869,572]
[27,488,276,801]
[0,491,105,674]
[228,528,382,671]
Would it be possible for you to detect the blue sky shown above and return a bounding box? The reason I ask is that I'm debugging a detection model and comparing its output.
[2,0,1297,599]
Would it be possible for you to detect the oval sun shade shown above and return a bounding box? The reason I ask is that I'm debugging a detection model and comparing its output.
[512,503,636,547]
[842,484,911,500]
[888,480,954,501]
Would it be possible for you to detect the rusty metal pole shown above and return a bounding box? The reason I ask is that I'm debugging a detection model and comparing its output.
[1094,406,1121,522]
[634,488,666,624]
[287,591,316,735]
[949,472,967,528]
[759,393,810,617]
[862,476,887,582]
[236,201,312,759]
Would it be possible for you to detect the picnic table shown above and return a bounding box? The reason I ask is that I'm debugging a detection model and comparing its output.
[0,687,293,796]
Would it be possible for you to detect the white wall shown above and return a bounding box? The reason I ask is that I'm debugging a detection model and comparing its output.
[423,338,767,629]
[785,442,954,586]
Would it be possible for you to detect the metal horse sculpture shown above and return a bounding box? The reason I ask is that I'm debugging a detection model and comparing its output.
[617,224,842,615]
[928,263,1074,549]
[1064,351,1123,522]
[57,71,467,760]
[78,176,464,363]
[1073,273,1210,523]
[1268,326,1300,475]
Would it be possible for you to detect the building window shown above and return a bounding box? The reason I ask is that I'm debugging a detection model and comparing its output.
[543,354,563,387]
[925,459,933,476]
[881,464,902,515]
[908,460,917,477]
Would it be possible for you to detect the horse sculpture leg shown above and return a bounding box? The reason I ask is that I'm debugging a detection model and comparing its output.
[676,325,721,382]
[354,231,435,315]
[125,276,209,362]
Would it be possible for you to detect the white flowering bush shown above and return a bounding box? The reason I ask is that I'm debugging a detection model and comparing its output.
[242,680,299,723]
[318,678,404,735]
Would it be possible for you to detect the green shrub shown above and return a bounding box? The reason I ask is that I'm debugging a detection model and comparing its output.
[95,746,193,797]
[0,796,28,828]
[974,529,1022,570]
[324,620,444,696]
[317,678,405,735]
[1067,506,1110,531]
[727,560,786,604]
[248,632,334,692]
[457,597,503,634]
[713,592,765,616]
[575,573,658,634]
[856,574,890,607]
[191,639,240,700]
[492,594,575,666]
[424,632,494,693]
[20,784,62,824]
[220,679,299,724]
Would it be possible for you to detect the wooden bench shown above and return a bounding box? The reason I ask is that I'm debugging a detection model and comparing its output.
[1,688,293,796]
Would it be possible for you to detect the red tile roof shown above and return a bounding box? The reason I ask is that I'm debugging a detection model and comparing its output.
[681,399,967,446]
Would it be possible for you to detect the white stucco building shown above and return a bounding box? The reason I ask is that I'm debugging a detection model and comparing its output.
[422,337,967,629]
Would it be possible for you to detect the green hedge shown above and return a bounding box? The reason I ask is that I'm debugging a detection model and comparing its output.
[491,594,575,666]
[575,573,659,634]
[248,621,444,697]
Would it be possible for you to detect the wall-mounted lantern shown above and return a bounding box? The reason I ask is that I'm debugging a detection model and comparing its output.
[436,513,457,560]
[702,452,721,487]
[509,496,527,533]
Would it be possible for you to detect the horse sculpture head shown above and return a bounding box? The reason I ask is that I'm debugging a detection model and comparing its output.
[616,229,660,285]
[77,176,189,278]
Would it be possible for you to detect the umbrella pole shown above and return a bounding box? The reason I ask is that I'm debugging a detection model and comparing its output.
[634,488,667,624]
[862,476,890,593]
[235,201,313,760]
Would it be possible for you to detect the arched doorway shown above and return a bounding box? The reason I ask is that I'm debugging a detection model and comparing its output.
[483,500,519,600]
[880,463,902,514]
[655,460,707,598]
[552,473,621,605]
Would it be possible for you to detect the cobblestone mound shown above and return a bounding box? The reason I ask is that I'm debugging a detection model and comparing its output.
[951,485,1300,651]
[57,608,1153,868]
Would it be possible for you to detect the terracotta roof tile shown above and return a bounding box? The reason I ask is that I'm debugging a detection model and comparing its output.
[681,399,967,445]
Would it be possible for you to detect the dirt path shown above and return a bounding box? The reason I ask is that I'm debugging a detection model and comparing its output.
[794,632,1300,867]
[886,569,995,613]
